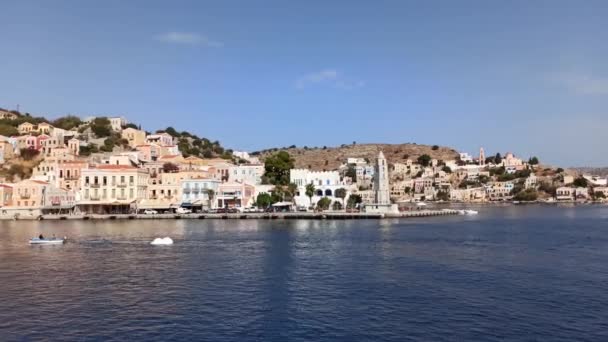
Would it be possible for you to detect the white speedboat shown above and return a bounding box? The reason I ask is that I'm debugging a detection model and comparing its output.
[29,238,65,245]
[458,209,479,215]
[150,237,173,245]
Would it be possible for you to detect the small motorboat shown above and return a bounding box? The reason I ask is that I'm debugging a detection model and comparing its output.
[29,237,66,245]
[150,237,173,245]
[458,210,479,215]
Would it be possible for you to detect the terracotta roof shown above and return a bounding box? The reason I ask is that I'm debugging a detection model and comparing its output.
[0,184,13,189]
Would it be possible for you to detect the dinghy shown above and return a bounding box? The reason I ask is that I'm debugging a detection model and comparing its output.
[29,237,66,245]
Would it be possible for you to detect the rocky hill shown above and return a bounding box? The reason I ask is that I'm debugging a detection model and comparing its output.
[253,143,460,171]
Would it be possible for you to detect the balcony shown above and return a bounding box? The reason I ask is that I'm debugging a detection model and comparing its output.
[65,176,79,180]
[183,188,191,194]
[150,195,158,199]
[90,183,101,188]
[20,194,31,199]
[90,195,100,201]
[192,188,200,193]
[117,182,127,188]
[117,196,128,200]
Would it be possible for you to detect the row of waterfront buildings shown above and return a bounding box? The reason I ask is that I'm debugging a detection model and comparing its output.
[1,111,605,218]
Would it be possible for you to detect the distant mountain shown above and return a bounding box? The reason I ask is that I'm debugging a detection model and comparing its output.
[253,143,461,171]
[568,167,608,177]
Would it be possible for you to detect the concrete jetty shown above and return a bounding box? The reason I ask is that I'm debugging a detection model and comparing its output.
[5,209,461,221]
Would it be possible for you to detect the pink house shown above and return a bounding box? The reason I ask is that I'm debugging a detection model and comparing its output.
[216,182,255,209]
[36,134,50,151]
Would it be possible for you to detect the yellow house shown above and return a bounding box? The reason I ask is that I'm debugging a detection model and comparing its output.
[78,164,149,214]
[121,127,146,148]
[10,179,50,208]
[36,122,53,135]
[18,122,34,135]
[0,110,18,120]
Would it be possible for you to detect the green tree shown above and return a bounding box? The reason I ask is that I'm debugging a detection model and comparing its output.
[436,190,450,201]
[90,117,112,137]
[163,162,180,173]
[332,201,343,211]
[494,153,502,164]
[52,116,82,130]
[305,183,316,208]
[513,189,539,201]
[78,143,98,156]
[573,177,588,188]
[441,166,452,174]
[263,151,294,185]
[256,192,272,209]
[594,191,606,200]
[432,145,439,150]
[334,188,347,208]
[346,194,362,209]
[345,165,357,182]
[20,148,40,161]
[556,168,564,173]
[0,124,18,136]
[528,156,540,165]
[317,197,331,211]
[417,154,431,167]
[286,183,298,203]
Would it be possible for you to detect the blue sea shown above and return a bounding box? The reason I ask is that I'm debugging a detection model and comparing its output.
[1,205,607,341]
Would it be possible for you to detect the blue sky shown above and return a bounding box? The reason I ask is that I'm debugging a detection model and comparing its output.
[1,0,607,166]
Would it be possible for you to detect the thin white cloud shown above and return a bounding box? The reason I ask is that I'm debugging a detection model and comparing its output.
[550,72,608,95]
[155,31,223,47]
[296,69,364,89]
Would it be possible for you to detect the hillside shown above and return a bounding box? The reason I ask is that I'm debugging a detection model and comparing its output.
[254,143,460,171]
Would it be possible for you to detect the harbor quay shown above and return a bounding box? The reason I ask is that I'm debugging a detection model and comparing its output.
[4,209,460,221]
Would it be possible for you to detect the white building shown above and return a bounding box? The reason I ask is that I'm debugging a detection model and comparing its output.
[146,133,174,146]
[228,164,264,185]
[459,152,473,163]
[583,175,607,186]
[109,117,127,132]
[290,169,353,208]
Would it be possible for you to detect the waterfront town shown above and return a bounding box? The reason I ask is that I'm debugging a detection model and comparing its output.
[0,108,606,219]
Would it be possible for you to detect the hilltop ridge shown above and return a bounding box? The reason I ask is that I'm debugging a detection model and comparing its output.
[253,143,460,171]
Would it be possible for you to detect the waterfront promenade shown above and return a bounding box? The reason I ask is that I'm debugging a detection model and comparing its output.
[3,209,460,221]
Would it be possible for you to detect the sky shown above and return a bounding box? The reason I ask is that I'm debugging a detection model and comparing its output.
[1,0,607,166]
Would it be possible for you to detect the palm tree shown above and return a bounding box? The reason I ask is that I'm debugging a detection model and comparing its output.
[334,188,347,210]
[206,189,215,209]
[287,183,298,204]
[273,185,285,202]
[305,183,316,209]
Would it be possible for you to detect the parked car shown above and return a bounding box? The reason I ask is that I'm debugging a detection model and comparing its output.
[297,206,308,212]
[143,209,158,215]
[175,207,192,214]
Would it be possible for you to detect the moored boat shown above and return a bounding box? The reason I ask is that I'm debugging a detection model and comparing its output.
[29,238,66,245]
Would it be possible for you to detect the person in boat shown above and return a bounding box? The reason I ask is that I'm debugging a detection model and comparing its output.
[39,234,44,240]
